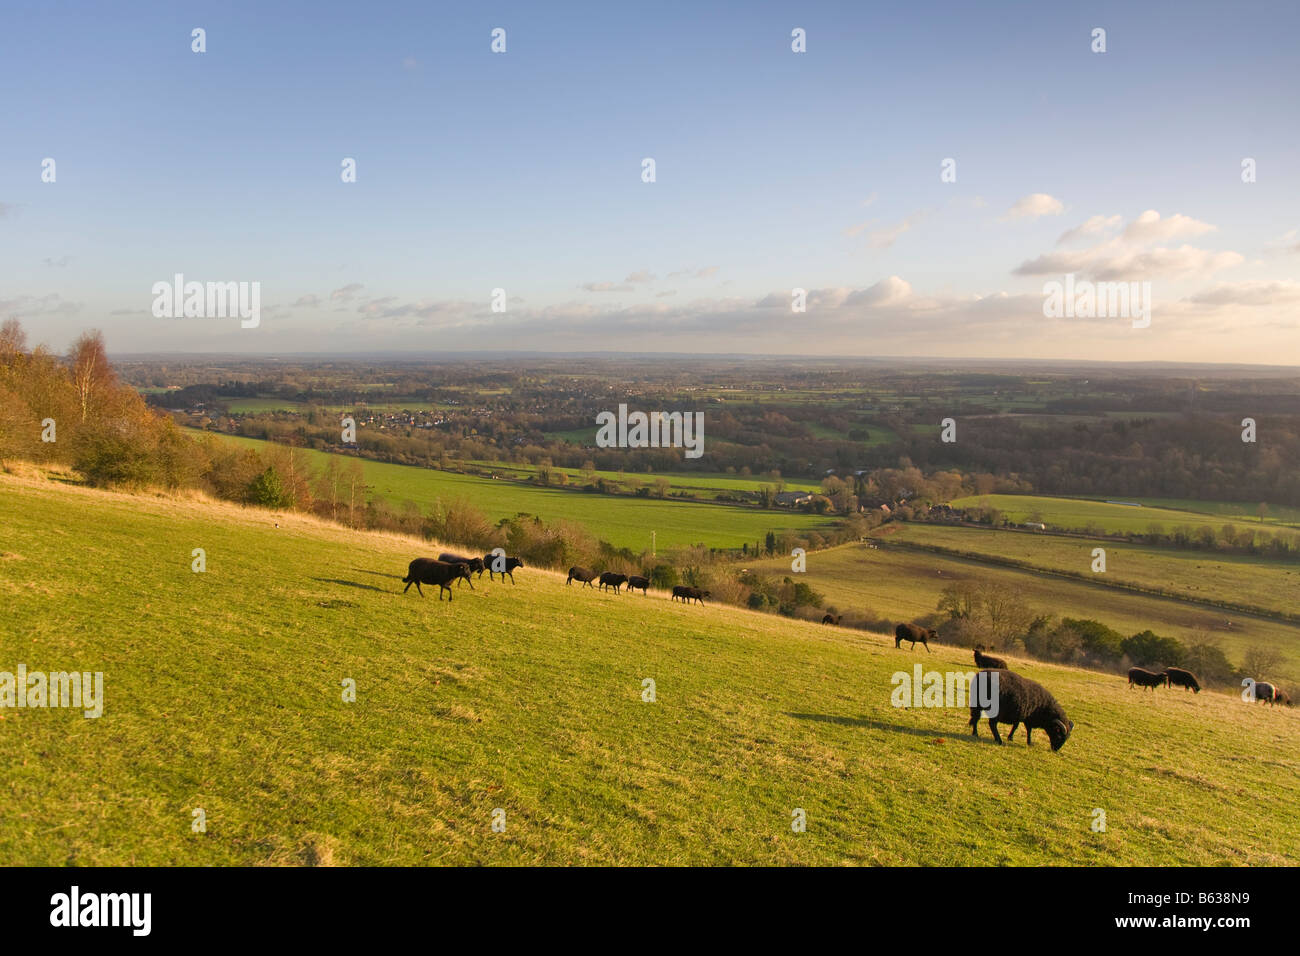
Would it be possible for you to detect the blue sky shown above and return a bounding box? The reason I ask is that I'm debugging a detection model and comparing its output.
[3,0,1298,361]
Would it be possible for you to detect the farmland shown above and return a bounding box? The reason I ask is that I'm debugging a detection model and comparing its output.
[950,494,1300,535]
[885,523,1300,621]
[745,538,1300,683]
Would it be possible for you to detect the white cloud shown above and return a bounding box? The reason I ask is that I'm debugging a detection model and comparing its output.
[1000,193,1064,221]
[1187,280,1300,308]
[867,211,927,249]
[1057,215,1122,245]
[1014,242,1242,280]
[1122,210,1215,242]
[330,283,364,302]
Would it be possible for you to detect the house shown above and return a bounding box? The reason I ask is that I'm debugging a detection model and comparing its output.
[774,491,815,507]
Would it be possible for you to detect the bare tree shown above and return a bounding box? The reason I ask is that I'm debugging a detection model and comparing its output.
[0,319,27,359]
[67,330,115,423]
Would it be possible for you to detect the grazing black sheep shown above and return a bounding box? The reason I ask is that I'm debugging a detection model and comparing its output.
[438,553,485,584]
[968,669,1074,751]
[402,558,473,601]
[821,613,841,625]
[895,622,934,653]
[1128,667,1168,691]
[1277,691,1293,707]
[1165,666,1200,693]
[567,566,598,588]
[598,571,629,593]
[672,585,709,605]
[626,575,650,595]
[1252,681,1277,704]
[483,553,524,583]
[974,644,1006,669]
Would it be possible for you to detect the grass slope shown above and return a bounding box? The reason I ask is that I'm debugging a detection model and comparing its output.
[198,432,833,551]
[1,473,1296,865]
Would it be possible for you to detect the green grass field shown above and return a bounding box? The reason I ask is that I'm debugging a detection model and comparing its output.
[951,494,1300,536]
[461,460,823,495]
[223,398,305,413]
[887,523,1300,621]
[197,432,834,552]
[747,539,1300,683]
[1,471,1296,865]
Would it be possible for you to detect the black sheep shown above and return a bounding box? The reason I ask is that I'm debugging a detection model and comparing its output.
[483,553,524,583]
[895,622,934,653]
[567,566,598,588]
[438,553,485,584]
[1252,681,1277,704]
[1164,666,1200,693]
[598,571,629,593]
[968,669,1074,751]
[672,585,709,605]
[402,558,473,601]
[821,613,841,625]
[974,645,1006,669]
[1128,667,1168,691]
[626,575,650,595]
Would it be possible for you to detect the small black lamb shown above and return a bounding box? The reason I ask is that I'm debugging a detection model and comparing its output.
[973,644,1006,669]
[968,669,1074,751]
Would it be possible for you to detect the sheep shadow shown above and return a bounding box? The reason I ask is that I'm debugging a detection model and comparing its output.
[349,567,397,579]
[785,712,998,746]
[311,577,393,594]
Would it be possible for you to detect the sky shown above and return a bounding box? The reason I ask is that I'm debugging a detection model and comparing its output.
[2,0,1299,362]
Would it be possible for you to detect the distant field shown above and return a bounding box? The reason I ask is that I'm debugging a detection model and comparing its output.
[462,460,823,495]
[543,426,599,446]
[951,494,1300,536]
[1129,498,1300,527]
[193,431,834,552]
[222,398,458,415]
[224,398,304,413]
[885,523,1300,621]
[806,422,901,447]
[747,540,1300,682]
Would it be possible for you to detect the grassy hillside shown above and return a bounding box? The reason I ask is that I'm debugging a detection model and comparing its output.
[1,471,1296,865]
[747,540,1300,683]
[197,432,834,552]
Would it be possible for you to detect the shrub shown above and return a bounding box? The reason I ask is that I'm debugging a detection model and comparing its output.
[246,466,293,509]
